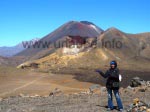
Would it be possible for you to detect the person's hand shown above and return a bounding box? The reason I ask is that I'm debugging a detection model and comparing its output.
[95,69,101,73]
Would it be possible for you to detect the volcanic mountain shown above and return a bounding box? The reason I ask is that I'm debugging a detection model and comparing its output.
[16,21,103,60]
[15,21,150,70]
[27,28,149,70]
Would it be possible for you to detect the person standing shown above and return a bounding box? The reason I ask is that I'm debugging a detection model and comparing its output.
[95,60,123,111]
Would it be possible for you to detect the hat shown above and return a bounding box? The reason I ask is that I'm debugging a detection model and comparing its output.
[110,60,117,68]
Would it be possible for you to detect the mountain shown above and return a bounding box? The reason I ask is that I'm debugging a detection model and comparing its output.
[15,21,150,70]
[20,27,150,70]
[16,21,103,60]
[0,38,39,57]
[0,44,25,57]
[99,27,150,60]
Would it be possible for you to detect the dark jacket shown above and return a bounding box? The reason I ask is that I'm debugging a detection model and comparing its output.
[99,68,120,90]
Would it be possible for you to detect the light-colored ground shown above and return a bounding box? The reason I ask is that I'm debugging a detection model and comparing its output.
[0,67,93,98]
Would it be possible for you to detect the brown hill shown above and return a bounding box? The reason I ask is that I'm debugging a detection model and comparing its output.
[99,27,150,60]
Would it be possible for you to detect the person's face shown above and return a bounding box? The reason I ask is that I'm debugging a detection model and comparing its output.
[111,64,115,68]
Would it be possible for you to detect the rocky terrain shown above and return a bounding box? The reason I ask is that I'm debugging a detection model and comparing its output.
[0,85,150,112]
[0,66,150,112]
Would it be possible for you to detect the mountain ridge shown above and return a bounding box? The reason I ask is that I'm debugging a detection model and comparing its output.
[0,20,149,68]
[0,38,40,57]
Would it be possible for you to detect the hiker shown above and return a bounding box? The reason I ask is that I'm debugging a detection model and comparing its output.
[95,60,123,111]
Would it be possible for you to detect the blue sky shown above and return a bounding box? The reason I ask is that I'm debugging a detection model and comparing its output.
[0,0,149,46]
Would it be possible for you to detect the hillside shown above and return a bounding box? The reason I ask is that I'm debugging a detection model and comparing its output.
[16,21,103,60]
[18,27,150,71]
[12,21,150,71]
[0,56,27,66]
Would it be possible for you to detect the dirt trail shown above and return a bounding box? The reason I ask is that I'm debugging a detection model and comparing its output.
[0,72,92,98]
[0,75,47,97]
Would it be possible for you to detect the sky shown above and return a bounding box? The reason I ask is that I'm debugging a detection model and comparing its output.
[0,0,149,46]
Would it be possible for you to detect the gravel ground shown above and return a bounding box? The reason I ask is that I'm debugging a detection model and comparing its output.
[0,90,150,112]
